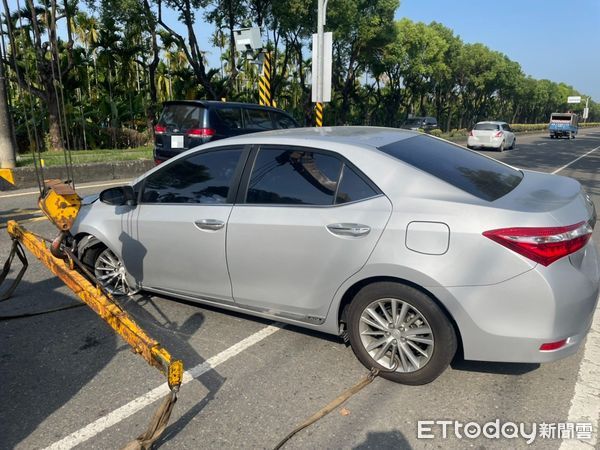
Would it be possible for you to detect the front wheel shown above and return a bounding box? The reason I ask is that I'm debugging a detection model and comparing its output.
[498,141,505,152]
[90,246,140,296]
[347,282,457,385]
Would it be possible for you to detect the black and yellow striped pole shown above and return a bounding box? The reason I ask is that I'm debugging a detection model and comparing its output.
[315,102,323,127]
[258,52,272,107]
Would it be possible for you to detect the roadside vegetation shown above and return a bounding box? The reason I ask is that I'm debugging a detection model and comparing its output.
[15,147,152,167]
[2,0,599,156]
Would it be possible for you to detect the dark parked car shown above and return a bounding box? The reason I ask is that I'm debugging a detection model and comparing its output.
[400,116,438,132]
[153,100,299,163]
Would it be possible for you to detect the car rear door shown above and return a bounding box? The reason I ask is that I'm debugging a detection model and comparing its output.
[132,146,248,301]
[226,145,392,323]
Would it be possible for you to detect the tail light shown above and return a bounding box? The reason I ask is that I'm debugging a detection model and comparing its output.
[483,221,593,266]
[154,124,167,134]
[540,339,567,351]
[154,158,164,165]
[494,131,503,137]
[187,128,216,137]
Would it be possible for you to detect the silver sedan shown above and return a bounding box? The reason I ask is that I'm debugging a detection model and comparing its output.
[71,127,599,384]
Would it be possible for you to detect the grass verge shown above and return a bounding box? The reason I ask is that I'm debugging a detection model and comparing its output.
[16,146,152,167]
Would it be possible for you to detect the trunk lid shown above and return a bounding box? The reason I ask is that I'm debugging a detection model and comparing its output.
[493,169,594,226]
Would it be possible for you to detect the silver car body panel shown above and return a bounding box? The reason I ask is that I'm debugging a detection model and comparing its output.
[133,204,234,300]
[226,195,392,320]
[71,127,600,364]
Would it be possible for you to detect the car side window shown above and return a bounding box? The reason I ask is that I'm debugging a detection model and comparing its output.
[271,112,297,129]
[335,165,379,204]
[215,108,243,129]
[244,108,273,130]
[141,148,243,204]
[246,147,342,205]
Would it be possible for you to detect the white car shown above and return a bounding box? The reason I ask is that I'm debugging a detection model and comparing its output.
[467,121,516,152]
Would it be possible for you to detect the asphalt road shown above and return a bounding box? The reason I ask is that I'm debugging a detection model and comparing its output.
[0,129,599,450]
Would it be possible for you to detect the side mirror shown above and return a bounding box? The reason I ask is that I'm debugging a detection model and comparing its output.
[99,186,136,206]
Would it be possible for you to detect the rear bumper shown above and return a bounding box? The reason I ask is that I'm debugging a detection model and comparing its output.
[432,242,600,363]
[153,147,184,163]
[467,136,503,149]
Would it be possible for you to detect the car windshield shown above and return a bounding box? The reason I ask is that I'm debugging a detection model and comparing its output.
[474,123,500,131]
[378,135,523,201]
[158,104,204,132]
[404,118,423,126]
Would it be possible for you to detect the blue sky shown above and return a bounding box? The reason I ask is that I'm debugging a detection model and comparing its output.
[8,0,598,101]
[161,0,599,101]
[396,0,600,101]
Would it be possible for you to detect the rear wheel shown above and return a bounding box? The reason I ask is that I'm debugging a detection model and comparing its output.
[347,282,457,385]
[90,246,140,296]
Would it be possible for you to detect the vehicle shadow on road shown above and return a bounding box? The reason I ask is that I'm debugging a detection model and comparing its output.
[450,357,539,376]
[118,293,226,448]
[353,430,412,449]
[0,278,118,449]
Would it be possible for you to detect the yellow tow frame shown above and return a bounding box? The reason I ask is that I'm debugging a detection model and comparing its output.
[6,220,183,390]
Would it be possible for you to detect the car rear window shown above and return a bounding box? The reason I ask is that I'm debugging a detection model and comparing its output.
[474,123,500,131]
[158,104,204,132]
[378,135,523,201]
[551,115,573,122]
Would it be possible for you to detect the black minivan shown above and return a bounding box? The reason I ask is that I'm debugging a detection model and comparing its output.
[153,100,299,163]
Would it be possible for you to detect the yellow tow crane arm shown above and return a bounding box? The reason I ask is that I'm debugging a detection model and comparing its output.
[5,220,183,390]
[2,180,184,447]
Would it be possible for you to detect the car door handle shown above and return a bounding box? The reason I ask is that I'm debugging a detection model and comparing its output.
[327,223,371,237]
[194,219,225,231]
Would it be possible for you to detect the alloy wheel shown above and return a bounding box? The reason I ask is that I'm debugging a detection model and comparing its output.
[93,247,139,296]
[358,298,434,372]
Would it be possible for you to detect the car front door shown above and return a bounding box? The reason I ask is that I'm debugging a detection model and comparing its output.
[131,146,247,301]
[226,145,393,323]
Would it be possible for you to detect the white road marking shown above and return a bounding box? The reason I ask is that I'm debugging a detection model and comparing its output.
[45,324,283,450]
[552,145,600,174]
[559,299,600,449]
[0,180,130,199]
[536,143,547,146]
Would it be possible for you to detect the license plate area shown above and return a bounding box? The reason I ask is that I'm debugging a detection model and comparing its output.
[171,135,184,149]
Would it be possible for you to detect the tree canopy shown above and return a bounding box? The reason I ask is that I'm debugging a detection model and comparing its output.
[1,0,597,151]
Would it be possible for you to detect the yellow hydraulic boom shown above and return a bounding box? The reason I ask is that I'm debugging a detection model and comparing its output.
[1,180,184,448]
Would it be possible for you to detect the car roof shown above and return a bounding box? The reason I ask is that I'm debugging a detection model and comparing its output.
[475,121,507,125]
[162,100,290,114]
[204,126,419,150]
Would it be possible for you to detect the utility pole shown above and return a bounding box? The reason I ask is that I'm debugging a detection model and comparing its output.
[316,0,326,106]
[0,41,15,169]
[312,0,331,126]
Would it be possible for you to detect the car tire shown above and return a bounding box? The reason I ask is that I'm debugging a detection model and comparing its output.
[86,245,140,296]
[509,138,516,150]
[498,141,505,152]
[347,282,457,385]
